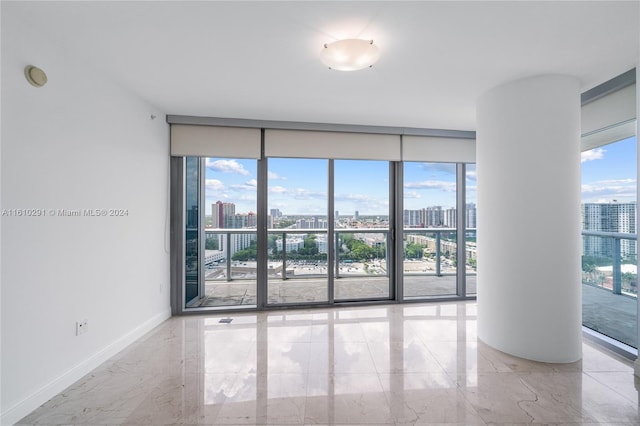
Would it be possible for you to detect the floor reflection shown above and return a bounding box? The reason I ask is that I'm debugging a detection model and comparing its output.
[19,301,640,425]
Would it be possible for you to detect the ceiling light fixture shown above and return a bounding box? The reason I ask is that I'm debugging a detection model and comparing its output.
[320,39,380,71]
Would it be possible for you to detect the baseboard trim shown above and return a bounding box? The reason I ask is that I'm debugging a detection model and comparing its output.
[1,306,172,426]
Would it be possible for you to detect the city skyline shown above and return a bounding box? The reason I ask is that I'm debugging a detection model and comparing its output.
[203,135,636,215]
[205,158,474,215]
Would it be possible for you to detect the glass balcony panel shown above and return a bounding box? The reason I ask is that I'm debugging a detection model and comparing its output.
[582,233,637,348]
[203,231,257,306]
[267,230,329,304]
[334,231,390,300]
[403,230,457,298]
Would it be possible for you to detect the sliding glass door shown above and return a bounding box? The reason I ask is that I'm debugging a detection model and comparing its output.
[267,158,329,304]
[403,162,458,299]
[334,160,391,301]
[172,123,478,312]
[202,158,258,307]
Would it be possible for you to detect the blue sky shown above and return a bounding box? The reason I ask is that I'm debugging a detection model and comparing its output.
[581,136,637,204]
[205,157,468,216]
[203,136,636,216]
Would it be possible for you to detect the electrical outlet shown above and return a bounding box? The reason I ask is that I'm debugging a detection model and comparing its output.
[76,319,88,336]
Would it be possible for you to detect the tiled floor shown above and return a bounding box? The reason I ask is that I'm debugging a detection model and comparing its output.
[19,301,640,425]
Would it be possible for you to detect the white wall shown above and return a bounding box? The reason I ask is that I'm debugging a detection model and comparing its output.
[1,7,171,424]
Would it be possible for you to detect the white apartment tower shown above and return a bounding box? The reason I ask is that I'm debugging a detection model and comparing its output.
[582,202,637,260]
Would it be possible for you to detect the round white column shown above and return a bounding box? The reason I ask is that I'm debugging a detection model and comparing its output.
[476,75,582,363]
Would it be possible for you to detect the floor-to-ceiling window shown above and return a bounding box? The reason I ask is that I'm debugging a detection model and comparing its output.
[334,160,391,301]
[201,157,258,307]
[171,121,477,312]
[403,162,458,298]
[581,134,637,348]
[267,158,329,305]
[580,70,637,350]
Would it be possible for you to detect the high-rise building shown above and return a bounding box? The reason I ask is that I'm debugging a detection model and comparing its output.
[276,237,305,252]
[425,206,444,227]
[211,201,256,258]
[582,202,637,260]
[212,200,237,228]
[466,203,477,229]
[403,209,423,227]
[444,208,456,228]
[270,208,281,219]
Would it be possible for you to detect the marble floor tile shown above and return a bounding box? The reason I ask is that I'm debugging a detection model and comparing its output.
[509,370,640,424]
[379,372,485,424]
[582,342,635,373]
[586,371,640,405]
[17,301,640,426]
[305,373,393,424]
[461,372,570,424]
[368,340,445,374]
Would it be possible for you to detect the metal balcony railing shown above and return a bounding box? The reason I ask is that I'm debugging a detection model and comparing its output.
[204,227,477,282]
[581,230,637,296]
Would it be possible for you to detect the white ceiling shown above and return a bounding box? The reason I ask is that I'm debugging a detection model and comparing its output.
[6,1,639,131]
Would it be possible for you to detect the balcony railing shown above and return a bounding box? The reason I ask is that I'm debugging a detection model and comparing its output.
[581,230,637,296]
[581,230,638,349]
[204,227,477,282]
[265,228,391,280]
[403,228,477,277]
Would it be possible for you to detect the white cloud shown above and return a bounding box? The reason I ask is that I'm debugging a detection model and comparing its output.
[268,171,287,180]
[404,180,456,192]
[336,193,375,202]
[292,188,327,200]
[229,179,257,191]
[270,186,287,194]
[205,179,224,191]
[466,170,477,181]
[206,159,250,176]
[582,178,637,201]
[404,191,422,199]
[335,193,389,211]
[581,148,606,163]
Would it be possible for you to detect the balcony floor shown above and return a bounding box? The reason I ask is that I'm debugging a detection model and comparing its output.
[583,283,638,348]
[197,275,477,307]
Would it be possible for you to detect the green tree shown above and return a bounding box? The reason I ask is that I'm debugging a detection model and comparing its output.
[405,243,424,259]
[351,240,375,260]
[274,220,296,228]
[205,238,219,250]
[232,240,257,261]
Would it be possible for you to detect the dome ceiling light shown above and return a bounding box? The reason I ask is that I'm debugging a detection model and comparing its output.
[320,39,380,71]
